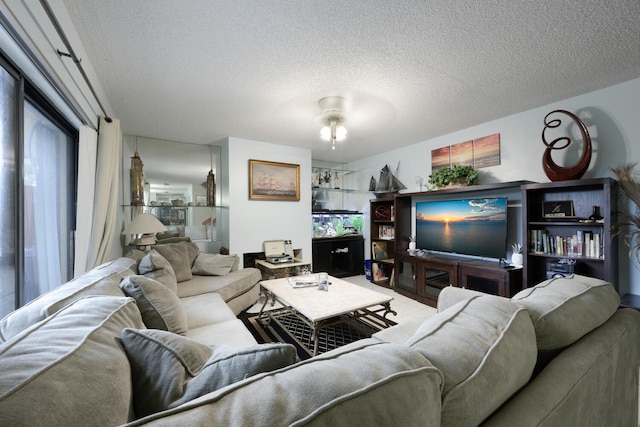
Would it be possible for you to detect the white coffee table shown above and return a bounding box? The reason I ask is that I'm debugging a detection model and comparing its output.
[258,274,396,356]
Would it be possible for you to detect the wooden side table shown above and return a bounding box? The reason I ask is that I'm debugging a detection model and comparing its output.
[620,293,640,310]
[255,259,312,280]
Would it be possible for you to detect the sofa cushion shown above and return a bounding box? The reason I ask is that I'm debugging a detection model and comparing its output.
[180,292,237,329]
[191,253,237,276]
[436,285,492,312]
[127,339,443,426]
[186,319,259,347]
[406,294,537,427]
[177,268,260,303]
[0,257,135,342]
[138,250,178,293]
[125,249,147,269]
[0,296,145,426]
[511,274,621,350]
[120,275,188,335]
[153,244,194,282]
[121,328,296,418]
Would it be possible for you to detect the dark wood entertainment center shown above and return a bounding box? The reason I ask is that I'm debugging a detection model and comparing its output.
[370,181,528,306]
[369,178,618,307]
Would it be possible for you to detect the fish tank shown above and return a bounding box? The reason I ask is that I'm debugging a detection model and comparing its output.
[312,210,363,239]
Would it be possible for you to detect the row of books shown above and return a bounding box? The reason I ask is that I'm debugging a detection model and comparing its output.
[530,229,603,259]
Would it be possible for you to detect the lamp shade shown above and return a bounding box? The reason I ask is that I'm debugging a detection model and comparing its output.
[122,213,167,235]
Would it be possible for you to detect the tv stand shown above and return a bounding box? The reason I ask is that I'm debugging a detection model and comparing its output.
[395,252,522,307]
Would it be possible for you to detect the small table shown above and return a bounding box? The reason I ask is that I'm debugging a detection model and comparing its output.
[258,275,396,356]
[255,259,311,280]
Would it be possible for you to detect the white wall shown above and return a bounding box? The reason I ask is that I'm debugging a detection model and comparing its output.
[224,137,312,267]
[346,77,640,295]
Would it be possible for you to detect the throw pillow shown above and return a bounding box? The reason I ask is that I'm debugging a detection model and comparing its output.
[124,249,147,267]
[120,328,213,418]
[120,328,296,418]
[120,275,188,335]
[191,253,237,276]
[138,250,178,293]
[173,341,297,408]
[511,274,621,351]
[406,294,537,427]
[154,243,194,282]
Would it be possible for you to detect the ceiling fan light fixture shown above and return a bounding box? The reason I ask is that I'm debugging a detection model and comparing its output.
[318,96,349,150]
[320,118,347,141]
[320,118,347,150]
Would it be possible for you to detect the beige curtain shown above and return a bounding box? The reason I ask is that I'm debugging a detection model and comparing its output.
[73,125,98,276]
[86,117,122,269]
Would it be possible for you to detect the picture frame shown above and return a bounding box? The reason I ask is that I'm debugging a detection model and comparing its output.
[249,159,300,201]
[542,200,576,219]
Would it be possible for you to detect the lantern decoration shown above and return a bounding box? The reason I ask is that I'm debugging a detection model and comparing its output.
[207,169,215,206]
[130,151,144,206]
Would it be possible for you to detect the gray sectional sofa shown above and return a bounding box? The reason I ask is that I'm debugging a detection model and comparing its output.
[0,239,638,427]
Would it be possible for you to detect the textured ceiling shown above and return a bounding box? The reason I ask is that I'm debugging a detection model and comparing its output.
[61,0,640,162]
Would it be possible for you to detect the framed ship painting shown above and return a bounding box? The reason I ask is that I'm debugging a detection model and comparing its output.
[249,159,300,201]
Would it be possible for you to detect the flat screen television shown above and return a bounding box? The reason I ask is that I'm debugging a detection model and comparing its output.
[415,197,508,260]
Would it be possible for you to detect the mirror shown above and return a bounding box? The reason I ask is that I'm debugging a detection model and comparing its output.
[124,136,221,248]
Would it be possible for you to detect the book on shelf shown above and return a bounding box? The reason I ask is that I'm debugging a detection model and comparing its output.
[372,241,389,260]
[530,229,603,259]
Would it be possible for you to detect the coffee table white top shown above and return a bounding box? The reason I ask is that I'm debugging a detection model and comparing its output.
[260,274,393,322]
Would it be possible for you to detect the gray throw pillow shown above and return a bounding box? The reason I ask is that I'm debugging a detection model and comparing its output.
[138,250,178,293]
[120,275,188,335]
[511,274,620,350]
[120,328,296,418]
[191,253,237,276]
[124,249,147,268]
[153,243,193,282]
[406,294,537,427]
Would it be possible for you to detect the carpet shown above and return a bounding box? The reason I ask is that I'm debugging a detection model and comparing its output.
[239,308,395,360]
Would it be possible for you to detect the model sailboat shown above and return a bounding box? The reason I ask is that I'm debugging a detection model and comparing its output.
[369,163,407,197]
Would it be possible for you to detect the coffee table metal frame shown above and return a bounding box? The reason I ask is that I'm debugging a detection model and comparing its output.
[258,275,397,356]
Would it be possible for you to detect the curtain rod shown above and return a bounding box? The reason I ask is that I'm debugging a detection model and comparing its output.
[39,0,112,123]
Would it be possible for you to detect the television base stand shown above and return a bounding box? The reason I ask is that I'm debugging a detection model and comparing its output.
[394,252,523,308]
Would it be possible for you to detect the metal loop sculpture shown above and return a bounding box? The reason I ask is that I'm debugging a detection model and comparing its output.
[541,109,592,181]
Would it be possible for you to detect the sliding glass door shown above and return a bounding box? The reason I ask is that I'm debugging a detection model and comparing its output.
[0,56,77,318]
[0,64,17,317]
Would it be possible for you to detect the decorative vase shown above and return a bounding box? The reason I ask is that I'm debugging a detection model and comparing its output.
[511,253,523,266]
[588,205,603,222]
[409,241,416,251]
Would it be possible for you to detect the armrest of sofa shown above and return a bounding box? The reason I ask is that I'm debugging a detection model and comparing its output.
[482,308,640,426]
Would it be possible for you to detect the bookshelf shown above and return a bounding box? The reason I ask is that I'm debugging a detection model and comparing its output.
[369,196,396,287]
[522,178,618,288]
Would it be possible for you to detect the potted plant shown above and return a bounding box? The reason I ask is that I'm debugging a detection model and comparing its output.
[610,163,640,267]
[511,243,523,266]
[428,165,479,189]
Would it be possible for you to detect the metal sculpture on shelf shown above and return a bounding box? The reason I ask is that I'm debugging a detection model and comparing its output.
[130,151,145,206]
[206,169,216,206]
[369,163,407,197]
[541,109,592,181]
